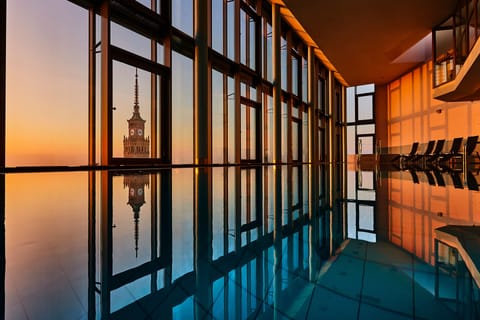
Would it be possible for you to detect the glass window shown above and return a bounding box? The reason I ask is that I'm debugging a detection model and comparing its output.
[227,0,235,60]
[241,169,256,225]
[240,10,257,70]
[249,15,256,70]
[347,126,356,156]
[318,77,325,112]
[356,83,374,94]
[359,205,374,231]
[135,0,150,8]
[111,22,150,60]
[359,171,374,189]
[291,54,299,96]
[264,93,273,162]
[357,95,373,121]
[264,20,273,82]
[241,104,256,160]
[212,0,224,54]
[281,101,288,162]
[112,62,152,159]
[281,36,287,91]
[346,87,355,123]
[358,136,374,154]
[212,69,224,163]
[172,0,193,36]
[303,111,308,162]
[6,0,87,166]
[357,124,375,135]
[292,121,299,161]
[240,10,247,66]
[172,52,193,164]
[302,57,308,102]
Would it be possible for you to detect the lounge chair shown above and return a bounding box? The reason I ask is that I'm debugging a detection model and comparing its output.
[451,136,479,165]
[408,140,435,164]
[437,137,463,164]
[424,139,445,164]
[391,142,419,163]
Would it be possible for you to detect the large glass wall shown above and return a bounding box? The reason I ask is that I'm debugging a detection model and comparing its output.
[346,84,376,163]
[3,0,346,167]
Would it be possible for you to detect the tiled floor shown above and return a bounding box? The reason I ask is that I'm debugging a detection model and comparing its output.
[251,239,456,320]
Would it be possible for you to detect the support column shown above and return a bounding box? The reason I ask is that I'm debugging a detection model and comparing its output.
[100,171,113,317]
[272,3,282,164]
[327,71,334,207]
[150,173,158,292]
[194,167,213,320]
[272,7,283,318]
[151,0,158,159]
[89,9,96,166]
[1,0,6,168]
[88,171,96,319]
[341,86,347,202]
[308,167,319,282]
[194,0,211,164]
[100,1,112,166]
[161,169,173,288]
[307,46,316,163]
[234,0,241,164]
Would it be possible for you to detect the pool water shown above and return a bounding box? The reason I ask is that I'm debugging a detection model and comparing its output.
[2,165,479,319]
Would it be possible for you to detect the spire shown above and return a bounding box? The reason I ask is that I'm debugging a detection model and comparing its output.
[134,210,139,258]
[134,68,139,114]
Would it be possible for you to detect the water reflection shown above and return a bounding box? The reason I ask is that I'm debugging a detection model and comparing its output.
[3,165,339,319]
[6,165,480,319]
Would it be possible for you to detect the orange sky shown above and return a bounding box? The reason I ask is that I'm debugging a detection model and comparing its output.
[6,0,89,166]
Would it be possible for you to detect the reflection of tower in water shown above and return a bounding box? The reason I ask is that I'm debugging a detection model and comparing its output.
[123,69,150,158]
[123,174,149,257]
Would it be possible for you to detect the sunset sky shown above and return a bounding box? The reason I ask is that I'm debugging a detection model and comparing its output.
[6,0,89,166]
[5,0,195,166]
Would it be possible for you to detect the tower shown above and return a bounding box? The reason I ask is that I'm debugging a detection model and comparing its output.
[124,174,150,257]
[123,69,150,158]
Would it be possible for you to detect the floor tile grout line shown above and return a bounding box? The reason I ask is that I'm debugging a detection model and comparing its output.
[314,276,417,319]
[356,243,368,320]
[304,276,318,318]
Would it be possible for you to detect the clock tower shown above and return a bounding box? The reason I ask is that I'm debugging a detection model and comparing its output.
[123,69,150,158]
[124,174,150,258]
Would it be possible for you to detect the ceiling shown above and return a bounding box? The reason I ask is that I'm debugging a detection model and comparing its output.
[283,0,459,86]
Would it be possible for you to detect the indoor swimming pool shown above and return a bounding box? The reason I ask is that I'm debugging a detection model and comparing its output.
[2,164,479,319]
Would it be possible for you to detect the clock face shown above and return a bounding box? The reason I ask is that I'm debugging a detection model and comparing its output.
[137,129,143,136]
[130,188,135,196]
[130,129,135,136]
[137,188,143,196]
